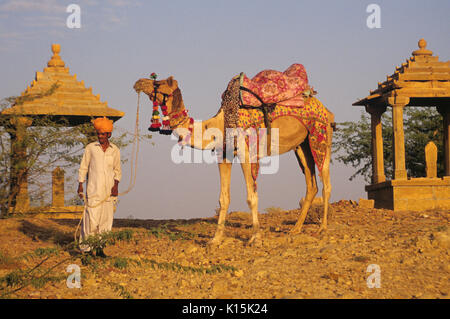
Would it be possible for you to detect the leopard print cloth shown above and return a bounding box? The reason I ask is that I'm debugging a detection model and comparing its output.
[220,75,241,130]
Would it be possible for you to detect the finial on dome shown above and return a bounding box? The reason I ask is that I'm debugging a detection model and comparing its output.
[52,43,61,55]
[412,38,433,56]
[418,38,426,49]
[47,43,65,67]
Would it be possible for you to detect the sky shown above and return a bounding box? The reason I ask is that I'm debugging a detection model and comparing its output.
[0,0,449,219]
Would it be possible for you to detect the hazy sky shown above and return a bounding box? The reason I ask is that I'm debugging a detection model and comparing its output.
[1,0,449,219]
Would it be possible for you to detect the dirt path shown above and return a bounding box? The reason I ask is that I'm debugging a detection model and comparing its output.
[0,201,449,299]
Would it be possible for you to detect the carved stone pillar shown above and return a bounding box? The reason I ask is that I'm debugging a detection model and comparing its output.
[388,96,409,180]
[365,104,386,184]
[52,167,65,207]
[437,105,450,176]
[425,141,438,178]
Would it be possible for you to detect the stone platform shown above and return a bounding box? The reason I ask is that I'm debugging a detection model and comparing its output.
[9,205,83,219]
[366,177,450,211]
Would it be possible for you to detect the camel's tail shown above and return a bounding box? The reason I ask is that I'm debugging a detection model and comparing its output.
[324,106,335,131]
[330,122,336,131]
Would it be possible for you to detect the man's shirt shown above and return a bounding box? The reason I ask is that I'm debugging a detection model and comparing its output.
[78,142,121,203]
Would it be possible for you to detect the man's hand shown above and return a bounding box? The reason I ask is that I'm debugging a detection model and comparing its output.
[111,180,119,197]
[78,182,84,199]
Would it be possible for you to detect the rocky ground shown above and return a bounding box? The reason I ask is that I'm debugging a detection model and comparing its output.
[0,200,449,299]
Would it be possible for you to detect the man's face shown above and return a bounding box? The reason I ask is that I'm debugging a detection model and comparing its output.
[97,132,111,144]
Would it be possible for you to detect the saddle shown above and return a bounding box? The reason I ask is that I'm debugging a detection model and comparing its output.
[220,64,330,189]
[220,64,315,155]
[240,63,310,108]
[221,64,314,129]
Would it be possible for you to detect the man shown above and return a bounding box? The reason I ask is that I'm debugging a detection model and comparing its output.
[78,117,121,256]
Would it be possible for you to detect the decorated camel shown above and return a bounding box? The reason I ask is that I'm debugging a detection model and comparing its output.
[134,64,334,246]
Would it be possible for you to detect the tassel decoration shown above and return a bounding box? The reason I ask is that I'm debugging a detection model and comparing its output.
[159,94,172,135]
[148,73,162,132]
[149,101,162,132]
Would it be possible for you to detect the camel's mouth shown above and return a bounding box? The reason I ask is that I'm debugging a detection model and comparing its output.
[134,78,162,96]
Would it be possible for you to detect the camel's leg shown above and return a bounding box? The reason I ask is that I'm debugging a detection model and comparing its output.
[317,133,333,234]
[240,161,260,245]
[317,157,331,233]
[209,161,232,246]
[290,143,318,234]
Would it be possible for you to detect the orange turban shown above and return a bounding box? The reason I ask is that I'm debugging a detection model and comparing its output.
[93,117,113,133]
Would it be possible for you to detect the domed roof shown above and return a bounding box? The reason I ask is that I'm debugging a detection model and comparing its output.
[1,44,124,125]
[354,39,450,107]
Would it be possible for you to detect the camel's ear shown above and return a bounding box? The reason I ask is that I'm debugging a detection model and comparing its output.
[166,76,178,89]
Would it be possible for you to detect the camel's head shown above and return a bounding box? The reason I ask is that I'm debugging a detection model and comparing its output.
[133,76,179,107]
[134,76,188,134]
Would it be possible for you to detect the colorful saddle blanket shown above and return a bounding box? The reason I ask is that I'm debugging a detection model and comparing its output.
[238,97,329,183]
[240,63,310,108]
[220,64,328,188]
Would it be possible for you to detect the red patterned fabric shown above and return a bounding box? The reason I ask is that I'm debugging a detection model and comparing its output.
[238,97,329,185]
[220,64,327,190]
[241,64,309,107]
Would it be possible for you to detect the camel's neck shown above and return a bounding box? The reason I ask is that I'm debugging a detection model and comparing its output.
[175,109,224,151]
[169,93,223,150]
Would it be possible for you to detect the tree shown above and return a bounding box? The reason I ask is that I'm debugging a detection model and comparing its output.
[0,92,151,217]
[333,107,443,182]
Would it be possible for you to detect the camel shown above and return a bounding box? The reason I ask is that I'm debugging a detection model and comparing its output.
[134,75,334,246]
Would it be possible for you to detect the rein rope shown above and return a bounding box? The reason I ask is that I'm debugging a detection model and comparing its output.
[238,86,277,156]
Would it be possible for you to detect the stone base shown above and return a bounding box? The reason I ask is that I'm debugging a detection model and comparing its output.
[358,198,375,209]
[366,177,450,211]
[8,205,84,219]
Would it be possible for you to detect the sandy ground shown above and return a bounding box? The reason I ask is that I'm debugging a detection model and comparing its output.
[0,200,449,299]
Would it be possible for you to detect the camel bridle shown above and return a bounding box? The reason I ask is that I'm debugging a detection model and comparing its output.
[148,81,194,141]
